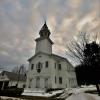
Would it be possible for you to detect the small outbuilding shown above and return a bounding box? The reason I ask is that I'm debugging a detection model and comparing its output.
[0,71,26,90]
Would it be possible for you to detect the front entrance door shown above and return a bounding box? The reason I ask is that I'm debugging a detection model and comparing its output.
[36,77,40,88]
[45,78,48,88]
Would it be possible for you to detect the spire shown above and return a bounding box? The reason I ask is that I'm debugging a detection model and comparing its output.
[39,22,51,38]
[35,21,54,54]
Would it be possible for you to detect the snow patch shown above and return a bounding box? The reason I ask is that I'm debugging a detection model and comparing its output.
[22,89,63,97]
[0,96,25,100]
[66,93,100,100]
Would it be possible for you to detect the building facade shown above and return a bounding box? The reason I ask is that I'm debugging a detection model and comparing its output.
[26,22,77,90]
[0,71,26,90]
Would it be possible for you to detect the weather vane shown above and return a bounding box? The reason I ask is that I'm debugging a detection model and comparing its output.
[42,15,47,24]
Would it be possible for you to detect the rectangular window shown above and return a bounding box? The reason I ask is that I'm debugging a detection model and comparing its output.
[59,77,62,84]
[58,64,61,70]
[45,61,48,68]
[31,64,34,70]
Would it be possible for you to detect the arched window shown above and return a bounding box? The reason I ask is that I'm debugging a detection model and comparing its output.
[36,62,42,73]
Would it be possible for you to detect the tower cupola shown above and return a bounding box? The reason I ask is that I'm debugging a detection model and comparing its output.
[35,22,53,54]
[39,22,51,38]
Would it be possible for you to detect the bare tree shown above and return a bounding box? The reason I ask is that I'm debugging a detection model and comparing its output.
[16,65,27,87]
[67,32,90,64]
[67,32,100,95]
[12,65,26,75]
[12,65,27,87]
[67,32,99,64]
[12,66,19,74]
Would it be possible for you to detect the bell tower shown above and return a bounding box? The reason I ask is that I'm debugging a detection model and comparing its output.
[35,22,53,54]
[39,22,51,38]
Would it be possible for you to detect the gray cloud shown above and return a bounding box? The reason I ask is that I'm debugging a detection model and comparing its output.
[0,0,100,69]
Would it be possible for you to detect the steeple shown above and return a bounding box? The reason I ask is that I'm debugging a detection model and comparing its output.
[35,22,53,54]
[39,22,51,38]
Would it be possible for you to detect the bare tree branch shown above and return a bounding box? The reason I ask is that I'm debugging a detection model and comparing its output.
[66,32,90,64]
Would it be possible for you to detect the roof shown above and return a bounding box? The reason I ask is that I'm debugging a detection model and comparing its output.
[51,54,73,67]
[28,52,72,66]
[51,54,68,61]
[28,52,50,61]
[0,71,26,82]
[39,22,51,37]
[35,22,54,44]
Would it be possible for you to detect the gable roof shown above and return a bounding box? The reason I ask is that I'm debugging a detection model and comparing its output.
[28,52,50,61]
[51,54,73,67]
[51,54,67,61]
[0,71,26,82]
[28,52,73,67]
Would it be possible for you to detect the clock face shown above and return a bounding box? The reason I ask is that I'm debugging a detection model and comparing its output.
[36,62,42,73]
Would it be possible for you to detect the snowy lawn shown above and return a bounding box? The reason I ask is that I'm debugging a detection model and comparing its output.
[22,89,63,97]
[1,86,99,100]
[0,96,25,100]
[66,93,100,100]
[56,85,100,100]
[22,86,98,99]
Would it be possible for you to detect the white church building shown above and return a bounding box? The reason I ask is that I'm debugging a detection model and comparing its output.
[26,22,77,90]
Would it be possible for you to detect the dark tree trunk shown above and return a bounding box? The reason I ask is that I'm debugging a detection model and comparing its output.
[96,84,100,96]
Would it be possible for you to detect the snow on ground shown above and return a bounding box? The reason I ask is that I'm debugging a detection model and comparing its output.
[0,96,25,100]
[22,89,63,97]
[66,93,100,100]
[22,85,100,100]
[64,85,96,94]
[57,85,97,99]
[0,86,100,100]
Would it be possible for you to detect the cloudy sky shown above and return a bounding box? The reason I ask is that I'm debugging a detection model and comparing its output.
[0,0,100,70]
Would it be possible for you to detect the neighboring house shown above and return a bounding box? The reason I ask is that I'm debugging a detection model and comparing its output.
[0,71,26,90]
[26,22,77,90]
